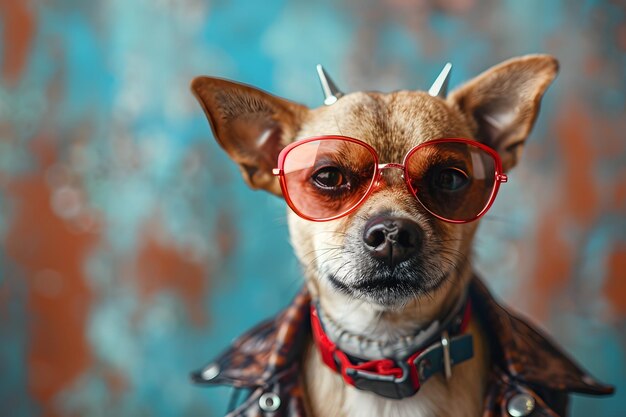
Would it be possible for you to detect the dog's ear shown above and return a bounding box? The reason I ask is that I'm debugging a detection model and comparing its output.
[191,77,307,195]
[448,55,558,172]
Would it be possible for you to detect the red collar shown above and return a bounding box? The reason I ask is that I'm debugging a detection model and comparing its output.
[310,299,473,399]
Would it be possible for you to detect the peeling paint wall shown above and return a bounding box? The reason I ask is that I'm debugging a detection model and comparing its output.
[0,1,624,416]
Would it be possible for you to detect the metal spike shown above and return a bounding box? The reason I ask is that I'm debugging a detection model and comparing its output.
[316,64,344,106]
[428,63,452,99]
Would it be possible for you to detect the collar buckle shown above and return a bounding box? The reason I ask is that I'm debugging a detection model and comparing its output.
[335,350,418,400]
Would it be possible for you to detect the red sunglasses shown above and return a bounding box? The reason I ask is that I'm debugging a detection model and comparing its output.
[272,136,508,223]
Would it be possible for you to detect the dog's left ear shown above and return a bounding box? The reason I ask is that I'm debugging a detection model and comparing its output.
[191,77,307,196]
[448,54,559,171]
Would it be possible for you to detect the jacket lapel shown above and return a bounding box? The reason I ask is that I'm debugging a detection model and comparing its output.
[192,287,311,389]
[470,278,613,396]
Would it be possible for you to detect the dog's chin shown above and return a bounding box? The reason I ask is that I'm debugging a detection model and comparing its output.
[326,268,447,309]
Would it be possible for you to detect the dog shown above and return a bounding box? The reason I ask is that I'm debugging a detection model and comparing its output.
[190,55,613,417]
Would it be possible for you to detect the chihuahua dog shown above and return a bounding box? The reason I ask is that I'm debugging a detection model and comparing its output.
[191,55,560,417]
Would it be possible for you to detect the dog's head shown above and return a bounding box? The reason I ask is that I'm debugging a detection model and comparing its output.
[192,55,557,319]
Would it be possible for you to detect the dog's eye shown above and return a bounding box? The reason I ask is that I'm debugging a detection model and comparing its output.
[312,166,346,189]
[432,167,469,191]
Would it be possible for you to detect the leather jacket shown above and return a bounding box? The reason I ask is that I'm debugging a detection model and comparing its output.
[192,276,613,416]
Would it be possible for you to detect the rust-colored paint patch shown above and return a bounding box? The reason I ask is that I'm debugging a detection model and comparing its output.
[526,101,600,319]
[102,368,128,398]
[583,55,603,76]
[555,101,599,227]
[135,222,209,326]
[528,211,574,319]
[5,138,97,417]
[0,1,37,86]
[612,170,626,210]
[0,280,9,320]
[617,22,626,51]
[604,245,626,316]
[215,210,237,259]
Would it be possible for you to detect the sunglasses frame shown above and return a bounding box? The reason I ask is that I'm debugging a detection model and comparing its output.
[272,135,508,223]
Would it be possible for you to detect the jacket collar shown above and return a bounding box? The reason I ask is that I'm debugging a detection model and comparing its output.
[192,275,613,397]
[469,278,613,395]
[192,288,312,388]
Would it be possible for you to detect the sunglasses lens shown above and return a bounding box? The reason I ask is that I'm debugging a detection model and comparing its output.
[281,139,377,220]
[406,141,497,222]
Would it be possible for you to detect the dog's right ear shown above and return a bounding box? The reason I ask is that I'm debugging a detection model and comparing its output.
[191,77,307,196]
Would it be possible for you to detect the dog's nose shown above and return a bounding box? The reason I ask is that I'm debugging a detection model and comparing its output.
[362,216,422,267]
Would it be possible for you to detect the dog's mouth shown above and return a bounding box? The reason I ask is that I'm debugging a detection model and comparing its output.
[326,263,450,307]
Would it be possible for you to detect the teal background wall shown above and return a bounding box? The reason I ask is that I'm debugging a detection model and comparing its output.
[1,1,624,416]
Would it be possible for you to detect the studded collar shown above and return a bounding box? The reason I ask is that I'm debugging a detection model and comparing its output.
[192,275,613,416]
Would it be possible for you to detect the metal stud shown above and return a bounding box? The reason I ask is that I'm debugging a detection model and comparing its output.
[507,393,536,417]
[441,330,452,380]
[316,64,344,106]
[259,392,281,412]
[428,63,452,99]
[201,363,220,381]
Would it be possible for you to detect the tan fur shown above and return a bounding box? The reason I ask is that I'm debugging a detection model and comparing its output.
[191,54,559,417]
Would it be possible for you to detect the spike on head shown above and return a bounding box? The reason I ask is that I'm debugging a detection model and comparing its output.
[428,63,452,99]
[316,64,344,106]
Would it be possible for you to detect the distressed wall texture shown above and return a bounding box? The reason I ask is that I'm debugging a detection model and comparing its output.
[0,0,624,416]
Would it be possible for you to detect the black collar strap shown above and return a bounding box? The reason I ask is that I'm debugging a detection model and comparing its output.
[310,297,474,400]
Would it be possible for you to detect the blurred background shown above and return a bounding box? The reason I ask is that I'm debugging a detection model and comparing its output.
[1,0,625,416]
